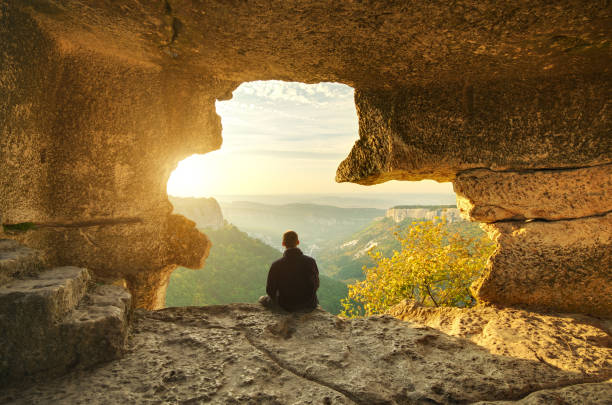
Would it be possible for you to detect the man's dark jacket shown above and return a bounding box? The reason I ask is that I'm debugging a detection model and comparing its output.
[266,247,319,311]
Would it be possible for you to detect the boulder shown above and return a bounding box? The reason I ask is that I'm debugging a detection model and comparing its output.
[0,265,131,384]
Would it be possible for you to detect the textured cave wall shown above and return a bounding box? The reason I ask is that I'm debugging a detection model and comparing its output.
[336,75,611,184]
[1,0,610,312]
[455,167,612,317]
[0,2,233,308]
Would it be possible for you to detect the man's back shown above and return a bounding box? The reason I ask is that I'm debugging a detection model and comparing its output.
[266,247,319,311]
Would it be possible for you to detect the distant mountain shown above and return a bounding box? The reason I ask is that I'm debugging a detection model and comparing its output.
[165,224,349,314]
[218,201,385,254]
[170,196,224,230]
[215,193,456,209]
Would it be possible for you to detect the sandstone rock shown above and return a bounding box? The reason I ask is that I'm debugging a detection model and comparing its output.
[0,266,131,385]
[473,381,612,405]
[2,1,611,313]
[336,81,611,184]
[0,239,44,285]
[454,165,612,223]
[473,213,612,317]
[10,214,209,309]
[9,1,608,87]
[388,301,612,379]
[0,266,89,325]
[1,304,610,404]
[1,3,222,309]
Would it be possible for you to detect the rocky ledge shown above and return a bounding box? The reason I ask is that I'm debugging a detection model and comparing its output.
[1,303,610,404]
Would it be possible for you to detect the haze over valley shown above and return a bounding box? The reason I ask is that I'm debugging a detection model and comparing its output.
[167,194,483,314]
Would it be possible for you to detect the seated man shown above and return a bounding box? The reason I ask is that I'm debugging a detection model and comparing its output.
[259,230,319,311]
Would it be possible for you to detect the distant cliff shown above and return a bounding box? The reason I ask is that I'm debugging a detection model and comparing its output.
[385,205,463,223]
[169,197,224,230]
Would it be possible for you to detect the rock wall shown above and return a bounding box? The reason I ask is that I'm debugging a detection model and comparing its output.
[169,197,225,230]
[386,207,463,223]
[1,0,610,313]
[1,2,229,308]
[455,166,612,317]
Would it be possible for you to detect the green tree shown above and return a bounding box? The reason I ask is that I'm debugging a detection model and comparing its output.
[340,219,495,317]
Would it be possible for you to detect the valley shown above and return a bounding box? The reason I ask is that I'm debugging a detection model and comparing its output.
[167,196,486,314]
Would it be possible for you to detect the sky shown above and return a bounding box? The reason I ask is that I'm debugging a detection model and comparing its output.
[167,81,453,197]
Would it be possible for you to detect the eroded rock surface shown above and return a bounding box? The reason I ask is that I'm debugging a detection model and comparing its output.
[389,300,612,378]
[336,79,611,185]
[473,214,612,317]
[452,164,612,314]
[454,165,612,223]
[1,304,610,404]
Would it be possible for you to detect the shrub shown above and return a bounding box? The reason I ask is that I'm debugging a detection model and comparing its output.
[340,219,495,317]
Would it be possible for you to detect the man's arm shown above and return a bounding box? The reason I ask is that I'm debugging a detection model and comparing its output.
[311,259,320,291]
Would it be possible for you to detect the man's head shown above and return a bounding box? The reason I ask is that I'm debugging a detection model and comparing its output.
[282,230,299,249]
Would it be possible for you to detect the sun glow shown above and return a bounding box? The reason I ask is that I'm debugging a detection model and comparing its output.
[166,152,225,198]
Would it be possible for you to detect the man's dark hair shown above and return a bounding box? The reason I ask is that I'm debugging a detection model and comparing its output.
[282,230,299,248]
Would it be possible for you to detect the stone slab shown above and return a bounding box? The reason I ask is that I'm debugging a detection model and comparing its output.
[0,239,44,285]
[60,284,132,372]
[0,266,90,325]
[0,281,131,385]
[388,301,612,379]
[454,165,612,223]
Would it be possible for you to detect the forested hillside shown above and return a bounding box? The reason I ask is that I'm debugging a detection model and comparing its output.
[166,224,348,314]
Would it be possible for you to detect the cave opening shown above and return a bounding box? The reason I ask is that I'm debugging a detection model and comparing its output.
[164,80,487,316]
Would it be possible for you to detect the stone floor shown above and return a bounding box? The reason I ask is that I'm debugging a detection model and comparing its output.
[0,303,610,404]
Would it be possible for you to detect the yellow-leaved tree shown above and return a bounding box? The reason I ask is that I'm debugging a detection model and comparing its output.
[340,219,495,317]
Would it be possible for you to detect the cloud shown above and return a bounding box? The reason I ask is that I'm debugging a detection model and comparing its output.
[232,81,354,106]
[216,81,359,159]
